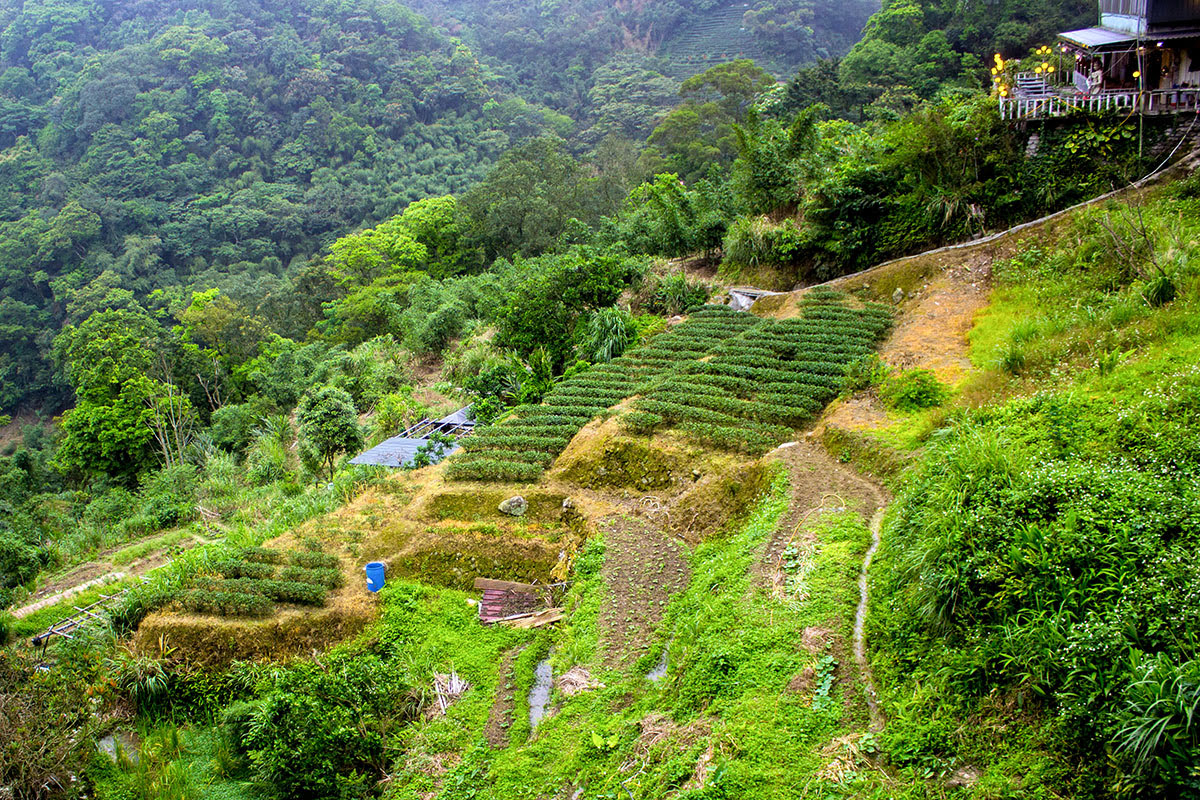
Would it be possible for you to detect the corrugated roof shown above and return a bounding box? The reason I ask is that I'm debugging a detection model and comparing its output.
[438,405,474,425]
[349,405,473,467]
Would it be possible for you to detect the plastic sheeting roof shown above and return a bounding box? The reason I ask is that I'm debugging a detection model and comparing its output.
[1060,27,1139,47]
[1060,26,1200,47]
[348,406,471,468]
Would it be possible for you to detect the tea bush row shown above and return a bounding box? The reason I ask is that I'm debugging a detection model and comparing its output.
[278,566,344,589]
[453,449,554,467]
[198,577,328,605]
[184,589,274,617]
[462,434,572,452]
[627,293,892,452]
[444,456,545,483]
[451,309,768,480]
[215,559,276,579]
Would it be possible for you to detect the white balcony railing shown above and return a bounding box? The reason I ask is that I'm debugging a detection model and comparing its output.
[1000,89,1200,121]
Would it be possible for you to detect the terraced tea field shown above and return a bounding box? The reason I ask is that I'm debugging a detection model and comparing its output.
[449,292,891,482]
[657,2,784,78]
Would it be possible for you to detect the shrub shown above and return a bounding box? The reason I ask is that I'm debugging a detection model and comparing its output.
[240,547,284,565]
[200,578,327,605]
[445,458,544,483]
[279,566,344,589]
[841,354,891,394]
[0,533,42,590]
[722,215,804,270]
[215,559,276,579]
[210,403,259,454]
[678,421,781,454]
[450,449,553,467]
[139,464,200,528]
[649,272,709,315]
[237,655,410,798]
[577,306,635,363]
[620,411,664,433]
[184,590,274,617]
[245,434,294,486]
[82,488,138,536]
[880,369,949,412]
[407,299,467,355]
[1142,273,1177,307]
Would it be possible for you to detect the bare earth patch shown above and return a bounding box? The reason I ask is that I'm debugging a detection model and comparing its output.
[597,516,690,671]
[484,645,525,748]
[823,254,992,433]
[879,254,992,384]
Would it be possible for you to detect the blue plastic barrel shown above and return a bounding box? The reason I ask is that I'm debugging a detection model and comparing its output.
[365,561,386,593]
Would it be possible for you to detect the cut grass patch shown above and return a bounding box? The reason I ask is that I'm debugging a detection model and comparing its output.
[110,530,193,567]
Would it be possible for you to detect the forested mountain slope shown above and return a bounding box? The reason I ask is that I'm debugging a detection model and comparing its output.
[0,0,568,411]
[404,0,877,106]
[0,0,886,414]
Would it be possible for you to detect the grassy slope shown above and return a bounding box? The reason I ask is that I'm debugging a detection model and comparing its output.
[385,469,889,799]
[864,177,1200,797]
[89,174,1200,799]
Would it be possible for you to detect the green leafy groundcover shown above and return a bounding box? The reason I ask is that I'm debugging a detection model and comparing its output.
[872,381,1200,796]
[425,467,878,798]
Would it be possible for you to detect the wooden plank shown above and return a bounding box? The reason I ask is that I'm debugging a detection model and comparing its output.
[502,608,564,629]
[473,578,540,593]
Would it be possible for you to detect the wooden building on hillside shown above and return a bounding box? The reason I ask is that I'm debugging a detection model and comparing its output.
[1000,0,1200,120]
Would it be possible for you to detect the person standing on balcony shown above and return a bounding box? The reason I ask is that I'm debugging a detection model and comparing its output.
[1088,60,1105,94]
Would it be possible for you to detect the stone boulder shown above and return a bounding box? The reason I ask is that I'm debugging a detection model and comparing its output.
[499,495,528,516]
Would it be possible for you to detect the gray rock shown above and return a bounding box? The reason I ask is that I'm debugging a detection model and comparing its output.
[892,287,904,304]
[499,495,528,516]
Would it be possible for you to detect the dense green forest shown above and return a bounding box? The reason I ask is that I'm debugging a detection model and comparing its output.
[0,0,892,415]
[7,0,1200,796]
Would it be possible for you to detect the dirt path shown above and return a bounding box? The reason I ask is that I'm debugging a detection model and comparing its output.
[12,572,127,619]
[765,440,888,730]
[879,254,991,384]
[484,645,526,748]
[759,440,885,588]
[597,517,690,671]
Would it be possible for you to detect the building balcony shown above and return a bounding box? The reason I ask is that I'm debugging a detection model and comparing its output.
[999,72,1200,120]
